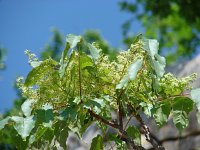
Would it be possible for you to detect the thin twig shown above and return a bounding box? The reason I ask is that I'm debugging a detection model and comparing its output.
[117,90,125,130]
[137,115,165,150]
[109,113,135,150]
[89,109,146,150]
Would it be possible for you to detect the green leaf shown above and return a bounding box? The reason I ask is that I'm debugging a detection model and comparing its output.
[11,116,35,140]
[21,99,35,117]
[59,50,75,77]
[126,126,141,145]
[152,54,166,77]
[116,58,143,89]
[90,134,103,150]
[128,59,143,80]
[172,97,193,130]
[30,61,42,68]
[25,59,57,86]
[83,98,105,114]
[153,101,171,127]
[80,53,93,69]
[172,110,188,130]
[54,121,69,149]
[142,38,166,77]
[79,112,93,136]
[140,102,153,117]
[66,34,82,49]
[116,74,129,89]
[60,43,70,65]
[87,43,100,60]
[36,108,54,128]
[29,126,48,144]
[59,43,70,77]
[59,34,82,77]
[60,107,77,121]
[0,117,10,130]
[143,38,159,57]
[43,128,54,142]
[191,88,200,110]
[172,97,194,113]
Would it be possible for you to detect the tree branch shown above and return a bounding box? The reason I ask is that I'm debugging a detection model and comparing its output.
[89,109,146,150]
[130,105,165,150]
[117,89,125,130]
[89,110,119,129]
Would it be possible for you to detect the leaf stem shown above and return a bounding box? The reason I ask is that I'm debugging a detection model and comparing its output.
[78,47,82,103]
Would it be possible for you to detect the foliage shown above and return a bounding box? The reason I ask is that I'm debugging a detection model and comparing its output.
[41,28,64,61]
[83,30,117,60]
[0,34,200,150]
[0,46,6,70]
[119,0,200,63]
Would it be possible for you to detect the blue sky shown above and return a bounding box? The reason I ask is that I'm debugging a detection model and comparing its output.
[0,0,142,113]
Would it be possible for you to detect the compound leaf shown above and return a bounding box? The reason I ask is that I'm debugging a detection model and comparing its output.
[172,97,193,130]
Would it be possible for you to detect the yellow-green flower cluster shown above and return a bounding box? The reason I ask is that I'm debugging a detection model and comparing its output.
[159,73,197,95]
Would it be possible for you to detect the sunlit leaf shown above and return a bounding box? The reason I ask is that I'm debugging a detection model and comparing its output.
[152,54,166,77]
[59,50,75,77]
[142,38,166,77]
[30,61,42,68]
[11,116,35,140]
[0,117,10,130]
[21,99,35,117]
[116,58,143,89]
[116,74,129,89]
[128,59,143,80]
[80,53,93,69]
[143,38,159,57]
[88,43,100,60]
[66,34,82,49]
[59,42,70,77]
